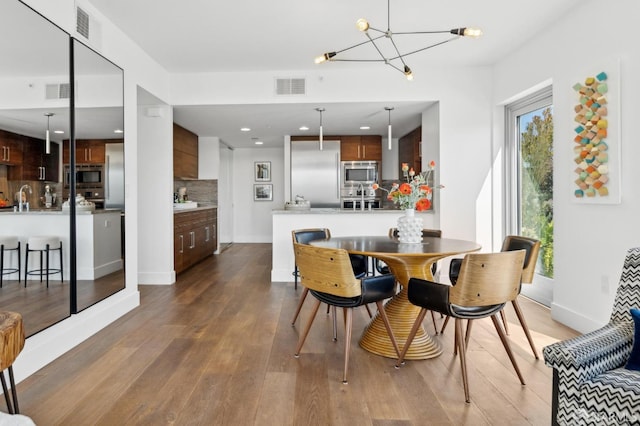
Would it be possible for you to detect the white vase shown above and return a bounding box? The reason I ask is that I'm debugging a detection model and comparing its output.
[397,208,423,244]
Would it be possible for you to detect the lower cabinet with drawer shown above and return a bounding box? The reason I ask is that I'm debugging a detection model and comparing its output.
[174,208,217,274]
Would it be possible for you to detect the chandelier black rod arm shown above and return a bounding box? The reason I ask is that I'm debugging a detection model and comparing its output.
[392,30,455,35]
[364,32,390,64]
[386,62,406,75]
[388,36,458,61]
[388,36,408,67]
[332,33,387,55]
[331,59,389,63]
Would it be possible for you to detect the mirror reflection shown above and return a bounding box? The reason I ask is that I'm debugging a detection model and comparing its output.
[0,0,71,336]
[69,40,125,313]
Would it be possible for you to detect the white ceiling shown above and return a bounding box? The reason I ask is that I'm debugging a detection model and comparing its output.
[87,1,580,147]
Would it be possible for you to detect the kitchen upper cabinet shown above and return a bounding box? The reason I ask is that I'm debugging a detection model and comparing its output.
[0,130,23,166]
[11,137,59,181]
[398,126,422,175]
[173,123,198,179]
[340,135,382,161]
[63,139,106,164]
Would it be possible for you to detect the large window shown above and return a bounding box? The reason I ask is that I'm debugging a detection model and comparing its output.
[505,88,554,278]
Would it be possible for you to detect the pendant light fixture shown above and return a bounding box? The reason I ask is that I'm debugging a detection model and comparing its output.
[385,107,394,150]
[314,0,482,80]
[44,112,54,154]
[316,107,325,151]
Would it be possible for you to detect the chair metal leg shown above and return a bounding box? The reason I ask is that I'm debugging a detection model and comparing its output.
[364,304,373,318]
[332,306,338,342]
[430,310,438,334]
[342,308,353,384]
[511,298,539,359]
[464,319,473,348]
[490,314,525,385]
[290,287,309,325]
[395,308,428,367]
[0,370,13,414]
[8,366,19,414]
[455,318,471,403]
[294,298,321,358]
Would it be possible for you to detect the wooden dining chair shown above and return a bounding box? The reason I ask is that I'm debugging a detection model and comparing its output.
[396,250,526,402]
[293,242,400,384]
[290,229,371,335]
[442,235,541,358]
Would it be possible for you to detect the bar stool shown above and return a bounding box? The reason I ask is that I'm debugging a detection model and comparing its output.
[0,237,20,288]
[24,237,63,287]
[0,311,25,414]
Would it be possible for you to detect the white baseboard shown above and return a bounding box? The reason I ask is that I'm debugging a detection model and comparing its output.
[550,301,607,334]
[137,271,175,285]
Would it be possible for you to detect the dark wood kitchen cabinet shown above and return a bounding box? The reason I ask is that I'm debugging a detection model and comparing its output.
[340,135,382,161]
[174,207,217,274]
[63,139,107,164]
[173,123,198,179]
[13,137,59,181]
[398,126,422,175]
[0,129,23,166]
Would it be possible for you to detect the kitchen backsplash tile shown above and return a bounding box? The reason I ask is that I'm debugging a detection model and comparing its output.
[174,179,218,205]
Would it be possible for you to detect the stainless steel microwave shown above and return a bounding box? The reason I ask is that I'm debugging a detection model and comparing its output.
[64,165,104,188]
[341,161,379,186]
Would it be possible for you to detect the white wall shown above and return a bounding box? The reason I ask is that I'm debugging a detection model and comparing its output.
[198,136,220,179]
[492,0,638,332]
[232,147,285,242]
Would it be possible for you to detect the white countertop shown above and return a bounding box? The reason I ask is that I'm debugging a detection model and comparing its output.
[272,208,430,215]
[0,208,122,215]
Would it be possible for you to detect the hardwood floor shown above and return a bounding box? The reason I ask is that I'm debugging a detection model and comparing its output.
[15,244,577,425]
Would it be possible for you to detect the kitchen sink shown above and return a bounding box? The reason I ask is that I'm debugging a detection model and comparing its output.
[173,201,198,210]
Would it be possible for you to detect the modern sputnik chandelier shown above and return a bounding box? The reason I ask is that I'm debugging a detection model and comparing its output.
[314,0,482,80]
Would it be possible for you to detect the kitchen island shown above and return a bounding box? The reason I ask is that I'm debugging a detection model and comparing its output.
[271,208,437,282]
[0,208,123,280]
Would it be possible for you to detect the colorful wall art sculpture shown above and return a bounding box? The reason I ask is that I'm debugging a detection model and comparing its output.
[573,72,609,198]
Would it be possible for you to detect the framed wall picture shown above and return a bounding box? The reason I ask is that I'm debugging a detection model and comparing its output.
[255,161,271,182]
[254,184,273,201]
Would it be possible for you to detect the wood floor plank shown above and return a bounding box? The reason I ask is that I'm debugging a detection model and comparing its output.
[13,243,578,425]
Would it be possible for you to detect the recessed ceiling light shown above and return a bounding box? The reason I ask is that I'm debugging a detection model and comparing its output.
[254,140,264,145]
[240,127,251,132]
[54,130,64,134]
[114,129,124,134]
[299,126,309,131]
[360,126,370,130]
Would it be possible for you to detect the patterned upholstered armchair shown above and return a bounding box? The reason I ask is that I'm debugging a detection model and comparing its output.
[543,247,640,425]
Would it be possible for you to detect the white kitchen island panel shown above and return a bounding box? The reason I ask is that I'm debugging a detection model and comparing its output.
[0,210,123,280]
[271,208,436,282]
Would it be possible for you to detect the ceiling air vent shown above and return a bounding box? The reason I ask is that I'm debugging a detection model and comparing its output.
[275,78,306,95]
[76,7,90,39]
[45,83,71,100]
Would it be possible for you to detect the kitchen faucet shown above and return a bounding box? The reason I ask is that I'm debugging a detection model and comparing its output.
[18,184,32,212]
[358,183,365,211]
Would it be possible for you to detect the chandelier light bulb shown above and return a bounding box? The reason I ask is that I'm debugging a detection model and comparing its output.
[315,52,336,64]
[404,65,414,81]
[356,18,369,32]
[463,27,483,38]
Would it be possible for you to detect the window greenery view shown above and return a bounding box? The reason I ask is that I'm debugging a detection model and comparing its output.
[519,107,554,277]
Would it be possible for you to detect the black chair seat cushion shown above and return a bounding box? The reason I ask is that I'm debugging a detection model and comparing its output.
[310,274,396,308]
[407,277,505,319]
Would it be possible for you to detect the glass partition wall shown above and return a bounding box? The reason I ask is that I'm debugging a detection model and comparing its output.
[0,0,125,336]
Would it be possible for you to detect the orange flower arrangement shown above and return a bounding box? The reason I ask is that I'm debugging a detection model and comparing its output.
[373,160,441,211]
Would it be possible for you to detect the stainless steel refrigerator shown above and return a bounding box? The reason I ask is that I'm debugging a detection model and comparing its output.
[291,140,341,208]
[105,143,124,209]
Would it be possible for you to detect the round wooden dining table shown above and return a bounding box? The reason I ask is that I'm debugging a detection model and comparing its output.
[310,236,481,360]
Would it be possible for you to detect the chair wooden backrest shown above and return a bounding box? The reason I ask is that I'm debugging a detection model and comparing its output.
[293,242,361,298]
[450,250,526,307]
[388,228,442,239]
[501,235,541,284]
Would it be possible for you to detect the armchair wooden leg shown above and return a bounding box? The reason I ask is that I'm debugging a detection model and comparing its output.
[490,314,525,385]
[500,309,509,335]
[294,298,321,357]
[511,298,539,359]
[395,308,428,367]
[342,308,353,384]
[375,300,400,358]
[440,315,450,334]
[464,319,473,348]
[455,318,471,403]
[332,306,338,341]
[291,287,309,325]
